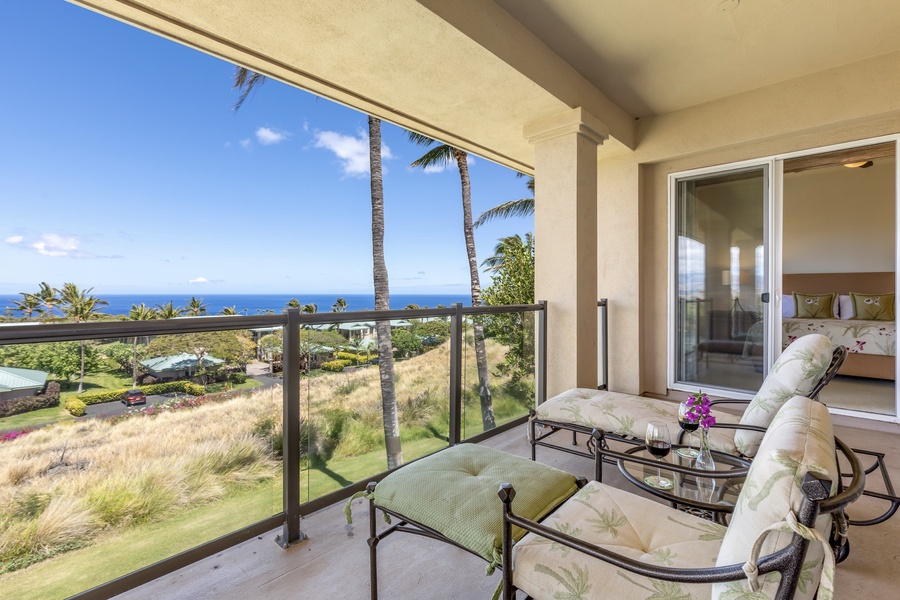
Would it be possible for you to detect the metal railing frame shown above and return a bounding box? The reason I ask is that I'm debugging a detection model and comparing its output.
[0,301,546,599]
[598,298,608,390]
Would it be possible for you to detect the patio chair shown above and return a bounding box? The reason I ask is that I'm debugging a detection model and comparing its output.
[500,396,866,600]
[529,333,844,462]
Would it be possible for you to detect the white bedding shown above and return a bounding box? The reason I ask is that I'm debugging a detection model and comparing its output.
[783,318,896,356]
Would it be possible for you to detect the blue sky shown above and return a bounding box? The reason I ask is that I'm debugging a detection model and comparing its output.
[0,2,532,296]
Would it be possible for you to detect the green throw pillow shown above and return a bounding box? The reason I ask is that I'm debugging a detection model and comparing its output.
[850,292,895,320]
[793,292,836,319]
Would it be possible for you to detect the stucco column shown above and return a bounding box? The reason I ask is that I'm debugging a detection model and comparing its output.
[526,107,608,397]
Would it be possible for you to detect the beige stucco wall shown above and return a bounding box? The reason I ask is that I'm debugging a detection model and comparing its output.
[784,162,896,274]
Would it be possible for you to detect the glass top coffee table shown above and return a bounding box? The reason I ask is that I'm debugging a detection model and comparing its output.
[614,445,751,523]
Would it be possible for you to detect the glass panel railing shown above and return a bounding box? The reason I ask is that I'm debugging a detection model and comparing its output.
[0,330,279,599]
[460,309,536,440]
[298,316,452,504]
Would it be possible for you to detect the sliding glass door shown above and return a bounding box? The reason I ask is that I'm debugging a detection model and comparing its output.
[671,165,770,395]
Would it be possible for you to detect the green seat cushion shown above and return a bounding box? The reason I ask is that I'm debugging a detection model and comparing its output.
[374,444,579,568]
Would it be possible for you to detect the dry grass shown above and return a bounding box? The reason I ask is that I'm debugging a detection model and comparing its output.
[0,338,529,573]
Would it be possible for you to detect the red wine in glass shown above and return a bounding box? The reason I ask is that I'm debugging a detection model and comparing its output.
[644,421,674,488]
[677,401,700,458]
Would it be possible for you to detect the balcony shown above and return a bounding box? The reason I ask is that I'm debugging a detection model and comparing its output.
[2,304,899,599]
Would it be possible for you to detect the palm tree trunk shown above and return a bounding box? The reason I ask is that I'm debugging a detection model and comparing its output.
[370,116,403,469]
[454,149,495,431]
[78,340,85,394]
[132,336,139,387]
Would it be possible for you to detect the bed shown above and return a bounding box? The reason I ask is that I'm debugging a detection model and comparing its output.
[783,272,896,380]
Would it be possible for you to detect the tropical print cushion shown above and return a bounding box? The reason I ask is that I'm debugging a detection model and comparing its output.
[512,480,725,600]
[850,292,895,321]
[536,388,743,455]
[714,396,837,600]
[734,334,833,457]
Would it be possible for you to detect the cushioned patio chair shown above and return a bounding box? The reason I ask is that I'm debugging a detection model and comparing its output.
[529,334,845,463]
[500,396,865,600]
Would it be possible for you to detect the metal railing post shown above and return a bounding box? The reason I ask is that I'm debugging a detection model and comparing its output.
[598,299,608,390]
[448,302,463,445]
[279,308,306,547]
[536,300,548,405]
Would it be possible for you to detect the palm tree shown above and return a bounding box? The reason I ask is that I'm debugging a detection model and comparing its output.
[128,303,157,387]
[407,133,495,431]
[473,175,535,228]
[231,67,402,467]
[481,233,535,273]
[301,303,318,314]
[371,116,403,468]
[187,296,208,316]
[155,301,185,319]
[331,297,348,312]
[35,282,61,321]
[404,303,420,310]
[286,298,301,310]
[12,293,41,321]
[59,283,109,393]
[220,306,238,315]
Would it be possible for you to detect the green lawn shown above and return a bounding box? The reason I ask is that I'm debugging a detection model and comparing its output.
[58,362,132,401]
[205,378,265,393]
[0,405,71,431]
[0,481,282,600]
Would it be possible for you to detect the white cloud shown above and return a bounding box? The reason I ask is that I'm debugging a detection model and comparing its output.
[314,130,393,177]
[4,235,23,245]
[239,138,251,149]
[256,127,288,145]
[189,277,210,284]
[31,233,80,257]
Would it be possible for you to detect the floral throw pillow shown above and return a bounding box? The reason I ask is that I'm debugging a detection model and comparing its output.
[793,292,836,319]
[850,292,895,321]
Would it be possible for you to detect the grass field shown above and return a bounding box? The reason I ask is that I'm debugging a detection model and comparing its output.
[0,337,534,598]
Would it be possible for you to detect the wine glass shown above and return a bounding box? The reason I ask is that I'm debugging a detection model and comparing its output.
[676,401,700,458]
[644,421,673,489]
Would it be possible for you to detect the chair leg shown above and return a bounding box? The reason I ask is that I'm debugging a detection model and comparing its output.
[368,488,379,600]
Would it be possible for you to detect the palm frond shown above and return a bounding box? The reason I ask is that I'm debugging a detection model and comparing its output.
[409,144,454,169]
[406,132,436,146]
[473,198,535,228]
[232,66,267,112]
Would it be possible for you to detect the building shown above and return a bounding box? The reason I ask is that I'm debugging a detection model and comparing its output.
[140,352,225,380]
[0,366,48,401]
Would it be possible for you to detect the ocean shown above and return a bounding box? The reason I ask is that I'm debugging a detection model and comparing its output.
[1,293,471,318]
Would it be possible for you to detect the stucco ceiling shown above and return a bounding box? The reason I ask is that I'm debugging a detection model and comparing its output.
[495,0,900,117]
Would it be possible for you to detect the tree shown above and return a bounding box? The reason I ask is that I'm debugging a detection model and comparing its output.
[148,331,247,366]
[301,303,318,314]
[187,296,208,316]
[482,233,535,382]
[404,303,420,310]
[220,305,238,315]
[231,67,402,467]
[372,116,403,468]
[286,298,301,310]
[59,283,109,393]
[391,329,422,358]
[35,282,61,321]
[128,303,158,386]
[331,297,348,312]
[156,301,185,319]
[12,293,41,321]
[407,133,495,431]
[473,175,535,228]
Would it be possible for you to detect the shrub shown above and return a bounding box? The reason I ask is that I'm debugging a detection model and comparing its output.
[65,399,86,417]
[229,372,248,384]
[321,360,350,373]
[0,391,61,418]
[76,381,207,406]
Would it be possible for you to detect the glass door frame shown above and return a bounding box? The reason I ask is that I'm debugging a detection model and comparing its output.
[667,158,776,400]
[668,135,900,423]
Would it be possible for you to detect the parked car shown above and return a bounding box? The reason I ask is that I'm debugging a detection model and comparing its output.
[122,389,147,406]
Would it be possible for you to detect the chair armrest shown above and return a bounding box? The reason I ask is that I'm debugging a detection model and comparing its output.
[708,398,750,407]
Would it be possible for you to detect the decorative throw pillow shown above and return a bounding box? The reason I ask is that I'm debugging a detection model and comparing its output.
[838,294,854,320]
[850,292,895,321]
[781,295,795,318]
[793,292,836,319]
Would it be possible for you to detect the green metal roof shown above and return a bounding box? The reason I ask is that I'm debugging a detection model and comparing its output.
[0,366,48,392]
[140,352,225,371]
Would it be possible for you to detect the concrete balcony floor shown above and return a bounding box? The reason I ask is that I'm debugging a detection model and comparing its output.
[117,414,900,600]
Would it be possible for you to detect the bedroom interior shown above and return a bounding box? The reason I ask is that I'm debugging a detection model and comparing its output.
[782,142,896,417]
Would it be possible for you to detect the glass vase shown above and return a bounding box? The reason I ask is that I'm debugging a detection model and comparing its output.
[694,428,716,471]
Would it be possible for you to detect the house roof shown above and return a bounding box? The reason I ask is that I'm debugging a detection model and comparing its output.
[338,320,412,331]
[0,366,48,393]
[140,352,225,371]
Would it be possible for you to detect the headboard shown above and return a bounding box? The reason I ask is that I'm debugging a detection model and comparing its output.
[783,272,895,296]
